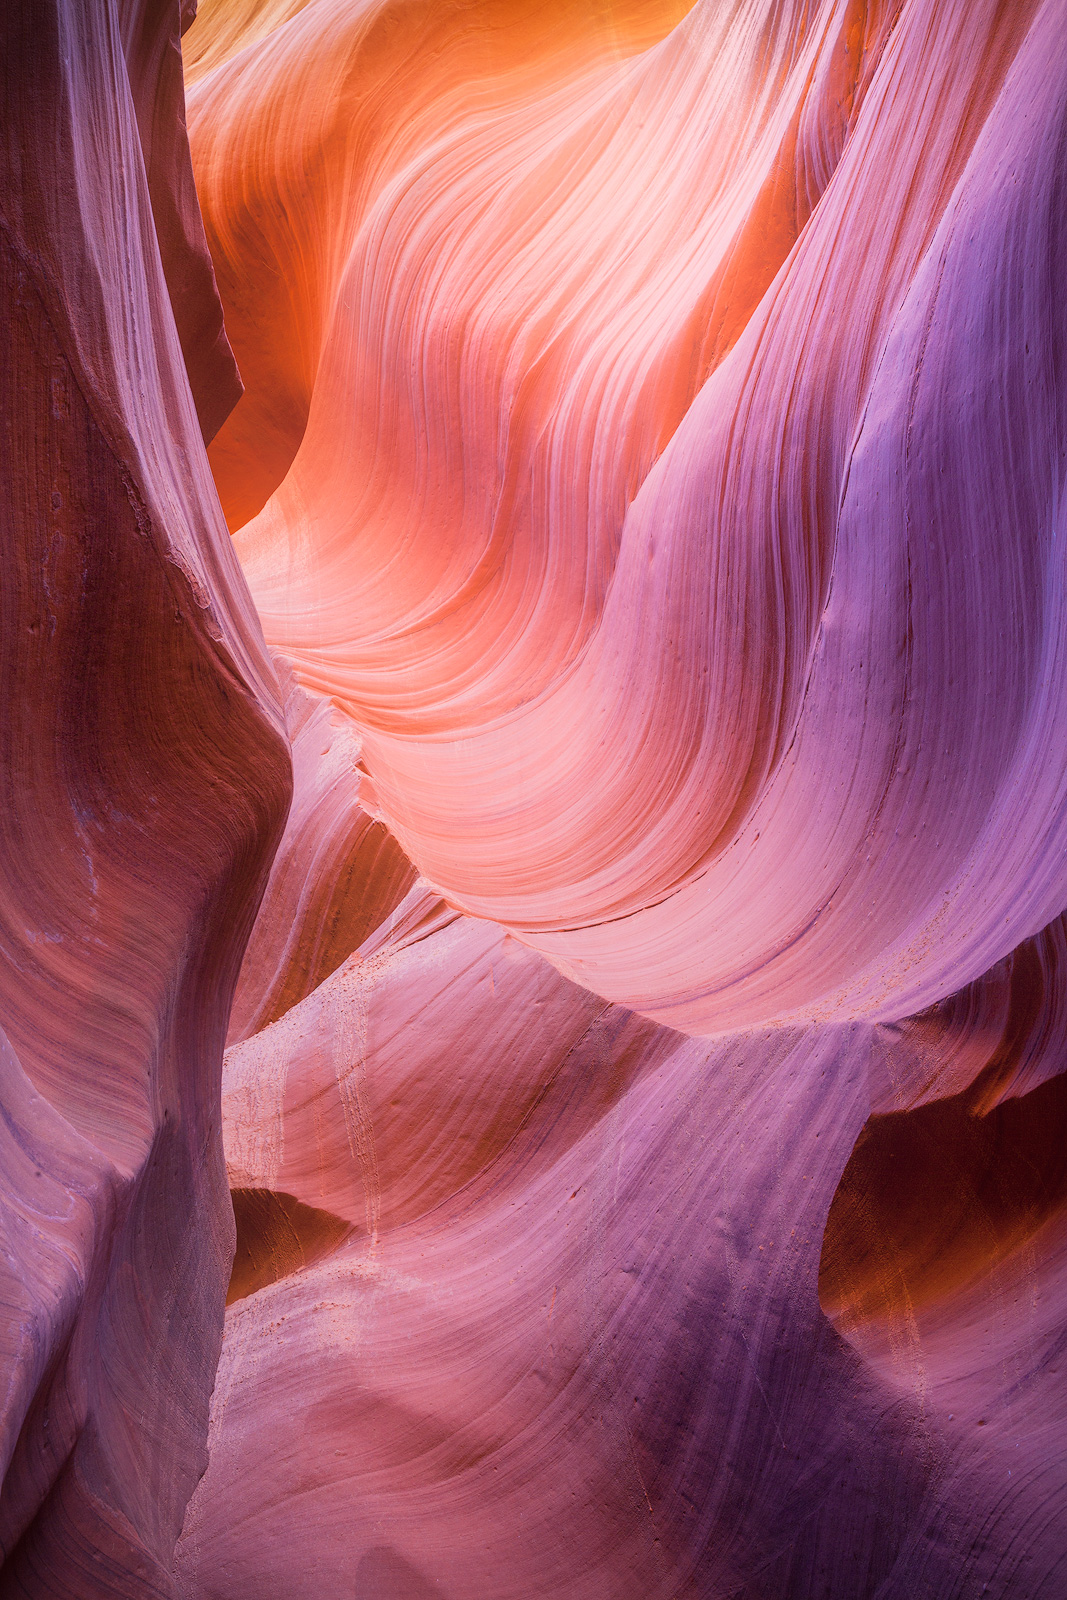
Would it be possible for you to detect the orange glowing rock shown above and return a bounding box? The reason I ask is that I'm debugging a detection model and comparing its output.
[4,0,1067,1594]
[191,0,1067,1037]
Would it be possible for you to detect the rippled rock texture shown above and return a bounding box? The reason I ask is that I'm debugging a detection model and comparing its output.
[4,0,1067,1594]
[0,0,289,1591]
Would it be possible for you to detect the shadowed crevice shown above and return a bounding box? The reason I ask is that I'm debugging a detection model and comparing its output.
[228,1189,356,1305]
[819,1067,1067,1332]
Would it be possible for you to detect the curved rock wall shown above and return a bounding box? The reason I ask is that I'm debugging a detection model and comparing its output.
[191,0,1067,1033]
[0,1,289,1592]
[3,0,1067,1594]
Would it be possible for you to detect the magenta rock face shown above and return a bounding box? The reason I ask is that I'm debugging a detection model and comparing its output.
[3,0,1067,1597]
[0,0,289,1592]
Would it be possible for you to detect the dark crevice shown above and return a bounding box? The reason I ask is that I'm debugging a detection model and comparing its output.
[819,1066,1067,1331]
[228,1189,357,1305]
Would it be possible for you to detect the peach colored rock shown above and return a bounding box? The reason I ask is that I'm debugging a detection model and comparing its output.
[178,859,1067,1598]
[4,0,1067,1594]
[193,0,1067,1032]
[227,671,414,1046]
[175,682,1067,1599]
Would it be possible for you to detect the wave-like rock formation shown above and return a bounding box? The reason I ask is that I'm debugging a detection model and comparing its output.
[0,0,289,1591]
[3,0,1067,1594]
[169,719,1067,1599]
[189,0,1067,1035]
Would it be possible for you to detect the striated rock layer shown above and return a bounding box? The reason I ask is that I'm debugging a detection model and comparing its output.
[190,0,1067,1034]
[0,0,288,1593]
[3,0,1067,1595]
[173,711,1067,1599]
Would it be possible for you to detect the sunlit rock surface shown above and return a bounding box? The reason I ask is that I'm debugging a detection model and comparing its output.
[190,0,1067,1033]
[172,714,1067,1599]
[3,0,1067,1594]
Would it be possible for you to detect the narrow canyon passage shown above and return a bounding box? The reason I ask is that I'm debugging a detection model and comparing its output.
[1,0,1066,1595]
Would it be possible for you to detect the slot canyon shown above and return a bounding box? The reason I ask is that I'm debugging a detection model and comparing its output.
[2,0,1067,1593]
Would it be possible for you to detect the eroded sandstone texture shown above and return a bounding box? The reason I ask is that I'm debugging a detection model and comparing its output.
[0,0,289,1592]
[3,0,1067,1595]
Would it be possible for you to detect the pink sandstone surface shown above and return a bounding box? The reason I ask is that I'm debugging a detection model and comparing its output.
[2,0,1067,1595]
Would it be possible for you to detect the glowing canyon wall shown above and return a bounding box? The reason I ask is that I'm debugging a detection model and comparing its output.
[2,0,1067,1594]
